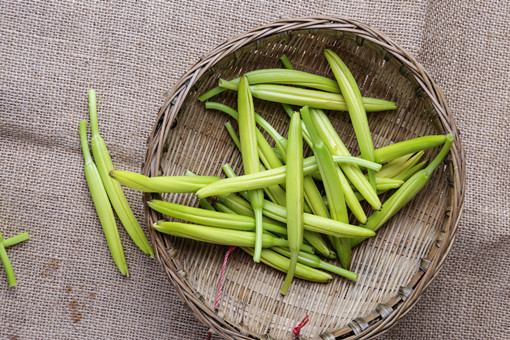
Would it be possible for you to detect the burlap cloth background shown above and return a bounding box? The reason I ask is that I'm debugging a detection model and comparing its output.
[0,1,508,339]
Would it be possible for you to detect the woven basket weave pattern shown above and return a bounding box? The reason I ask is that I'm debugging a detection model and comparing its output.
[143,17,464,340]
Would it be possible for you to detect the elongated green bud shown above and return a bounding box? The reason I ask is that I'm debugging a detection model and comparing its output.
[238,76,265,262]
[148,200,287,235]
[154,222,289,248]
[374,135,447,164]
[304,108,381,210]
[88,90,154,257]
[393,161,427,181]
[352,134,454,247]
[324,49,377,193]
[241,247,332,283]
[220,82,397,112]
[280,111,304,295]
[80,120,128,276]
[271,247,357,281]
[110,170,219,193]
[196,155,380,198]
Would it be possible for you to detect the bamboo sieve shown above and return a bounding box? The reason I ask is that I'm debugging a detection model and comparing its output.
[143,17,465,340]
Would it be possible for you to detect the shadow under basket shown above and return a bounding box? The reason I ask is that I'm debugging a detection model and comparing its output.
[143,17,465,340]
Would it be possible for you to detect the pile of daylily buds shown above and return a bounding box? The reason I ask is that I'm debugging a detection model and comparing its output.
[82,50,452,295]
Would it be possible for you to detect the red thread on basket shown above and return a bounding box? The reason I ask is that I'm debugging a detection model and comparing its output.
[292,315,309,337]
[206,246,237,340]
[214,246,236,310]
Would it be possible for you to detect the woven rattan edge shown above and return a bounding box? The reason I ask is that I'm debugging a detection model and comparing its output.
[142,16,465,340]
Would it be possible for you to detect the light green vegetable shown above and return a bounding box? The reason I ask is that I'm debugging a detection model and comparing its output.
[299,108,381,210]
[241,247,332,283]
[310,108,367,223]
[198,68,340,101]
[324,49,377,193]
[153,221,290,248]
[207,102,288,153]
[223,164,334,258]
[300,106,351,269]
[280,111,304,295]
[3,232,29,248]
[238,76,265,262]
[351,134,454,247]
[271,247,357,281]
[222,123,287,207]
[0,231,17,286]
[373,135,446,164]
[110,170,220,193]
[148,199,287,235]
[377,151,424,178]
[195,155,381,198]
[219,81,397,112]
[88,90,154,258]
[393,161,427,181]
[79,120,128,276]
[216,194,375,238]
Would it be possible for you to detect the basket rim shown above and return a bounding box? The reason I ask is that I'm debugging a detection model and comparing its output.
[142,16,466,340]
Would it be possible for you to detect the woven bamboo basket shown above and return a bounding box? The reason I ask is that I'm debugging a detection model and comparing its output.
[143,17,465,339]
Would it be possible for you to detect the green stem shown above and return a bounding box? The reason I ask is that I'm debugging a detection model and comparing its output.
[3,232,29,248]
[0,231,17,286]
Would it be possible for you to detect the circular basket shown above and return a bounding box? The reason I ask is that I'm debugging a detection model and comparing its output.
[143,17,465,340]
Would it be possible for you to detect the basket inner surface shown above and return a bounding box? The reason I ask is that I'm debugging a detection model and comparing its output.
[156,30,450,339]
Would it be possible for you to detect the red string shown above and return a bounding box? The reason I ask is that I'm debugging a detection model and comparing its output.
[206,246,237,340]
[292,315,309,337]
[214,246,236,310]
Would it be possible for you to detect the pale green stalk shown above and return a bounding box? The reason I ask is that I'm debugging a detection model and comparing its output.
[351,134,454,247]
[0,231,17,286]
[324,49,377,193]
[271,247,357,281]
[238,76,264,262]
[217,69,340,93]
[222,164,334,258]
[311,108,381,210]
[393,161,427,181]
[207,102,288,152]
[224,121,241,149]
[153,222,290,248]
[148,200,287,235]
[373,135,446,164]
[79,120,128,276]
[196,155,381,198]
[88,90,154,257]
[280,111,304,295]
[376,153,414,178]
[242,247,332,282]
[217,195,375,239]
[279,54,295,70]
[215,101,329,225]
[281,106,331,220]
[213,202,238,215]
[222,121,287,207]
[219,81,397,113]
[300,106,351,269]
[310,108,367,223]
[110,170,219,193]
[377,151,424,178]
[198,68,341,101]
[3,232,29,248]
